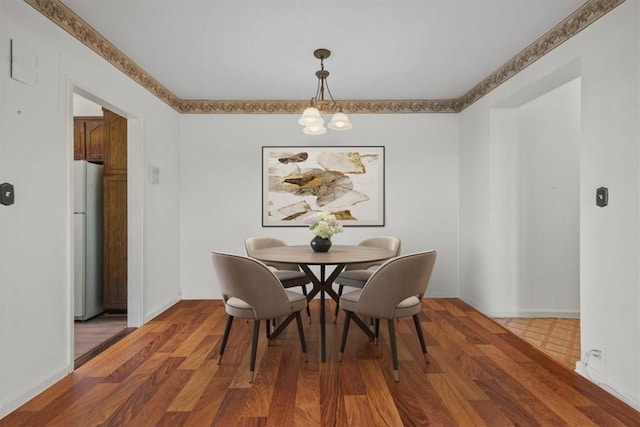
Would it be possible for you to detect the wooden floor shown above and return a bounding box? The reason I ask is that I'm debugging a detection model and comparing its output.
[494,317,581,370]
[4,298,639,426]
[74,313,128,360]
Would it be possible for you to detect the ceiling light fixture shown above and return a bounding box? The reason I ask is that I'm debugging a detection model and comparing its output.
[298,48,352,135]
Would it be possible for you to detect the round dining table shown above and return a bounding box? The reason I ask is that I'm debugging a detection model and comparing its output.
[251,244,395,362]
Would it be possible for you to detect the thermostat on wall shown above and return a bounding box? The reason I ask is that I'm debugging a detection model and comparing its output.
[596,187,608,207]
[1,183,15,206]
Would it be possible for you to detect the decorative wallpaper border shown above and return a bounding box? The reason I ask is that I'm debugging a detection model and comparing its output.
[457,0,625,110]
[25,0,624,114]
[178,99,460,114]
[24,0,182,110]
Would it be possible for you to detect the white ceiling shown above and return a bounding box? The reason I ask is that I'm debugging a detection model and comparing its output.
[61,0,587,101]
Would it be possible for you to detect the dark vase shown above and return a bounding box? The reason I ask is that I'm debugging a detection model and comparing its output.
[310,235,332,252]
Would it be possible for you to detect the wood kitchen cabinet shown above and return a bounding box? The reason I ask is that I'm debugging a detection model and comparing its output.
[103,111,127,175]
[103,173,127,311]
[102,109,128,312]
[74,117,105,162]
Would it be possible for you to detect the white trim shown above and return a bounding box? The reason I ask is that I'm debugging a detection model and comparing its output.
[459,297,579,319]
[575,361,640,411]
[0,366,69,419]
[127,118,144,328]
[65,78,76,371]
[143,298,180,323]
[489,310,580,319]
[69,86,145,327]
[181,292,220,300]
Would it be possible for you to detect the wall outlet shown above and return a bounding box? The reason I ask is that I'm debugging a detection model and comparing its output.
[148,164,160,184]
[589,347,605,364]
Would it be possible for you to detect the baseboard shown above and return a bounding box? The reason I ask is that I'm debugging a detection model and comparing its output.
[460,296,638,410]
[0,365,70,419]
[457,297,579,318]
[180,292,220,300]
[575,361,640,411]
[143,298,181,323]
[490,309,580,319]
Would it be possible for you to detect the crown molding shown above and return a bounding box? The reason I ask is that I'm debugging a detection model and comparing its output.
[23,0,182,110]
[457,0,625,111]
[177,99,460,114]
[24,0,623,114]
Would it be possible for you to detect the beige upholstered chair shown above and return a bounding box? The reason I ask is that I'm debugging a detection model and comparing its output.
[338,250,437,382]
[245,237,311,318]
[334,236,401,318]
[212,252,308,383]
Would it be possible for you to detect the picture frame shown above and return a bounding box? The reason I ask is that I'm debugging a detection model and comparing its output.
[262,146,385,227]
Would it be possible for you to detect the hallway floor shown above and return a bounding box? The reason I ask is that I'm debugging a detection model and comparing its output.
[74,313,128,361]
[493,317,580,370]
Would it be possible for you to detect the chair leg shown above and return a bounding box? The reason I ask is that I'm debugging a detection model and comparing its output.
[338,311,352,362]
[374,318,380,342]
[334,285,344,321]
[295,311,308,362]
[217,315,234,365]
[301,285,311,321]
[388,319,400,382]
[249,320,260,383]
[265,319,271,341]
[412,313,429,363]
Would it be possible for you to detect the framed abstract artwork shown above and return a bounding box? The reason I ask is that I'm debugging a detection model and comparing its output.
[262,146,385,227]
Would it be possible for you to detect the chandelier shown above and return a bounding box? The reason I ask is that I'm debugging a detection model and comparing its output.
[298,48,352,135]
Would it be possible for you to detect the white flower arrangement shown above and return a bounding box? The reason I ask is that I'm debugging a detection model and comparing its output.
[304,211,344,239]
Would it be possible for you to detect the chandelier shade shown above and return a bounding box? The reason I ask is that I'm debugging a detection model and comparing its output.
[328,112,352,131]
[303,124,328,135]
[298,49,351,134]
[298,107,323,126]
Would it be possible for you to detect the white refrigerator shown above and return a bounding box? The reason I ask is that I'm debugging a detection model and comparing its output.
[74,160,104,321]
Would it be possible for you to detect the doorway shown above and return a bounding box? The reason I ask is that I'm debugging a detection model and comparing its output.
[72,92,131,367]
[515,78,581,314]
[490,77,581,368]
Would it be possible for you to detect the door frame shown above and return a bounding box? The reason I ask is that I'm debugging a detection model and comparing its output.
[67,81,144,369]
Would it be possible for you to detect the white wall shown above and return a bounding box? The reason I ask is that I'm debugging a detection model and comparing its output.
[459,1,640,408]
[516,79,580,314]
[485,79,581,316]
[0,1,181,416]
[2,0,638,416]
[179,114,459,299]
[73,93,102,116]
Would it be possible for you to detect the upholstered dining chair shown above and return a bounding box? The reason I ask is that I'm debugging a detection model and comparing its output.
[333,236,401,319]
[245,237,311,318]
[338,250,437,382]
[211,252,308,383]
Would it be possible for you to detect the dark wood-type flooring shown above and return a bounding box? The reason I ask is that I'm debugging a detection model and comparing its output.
[494,317,581,370]
[3,298,639,426]
[74,313,129,361]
